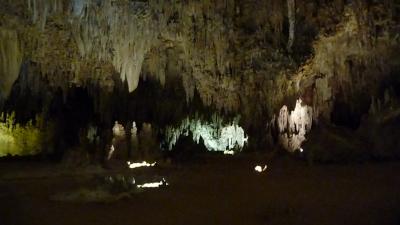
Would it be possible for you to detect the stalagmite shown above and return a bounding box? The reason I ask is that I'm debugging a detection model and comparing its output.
[110,121,126,160]
[130,122,138,154]
[86,125,98,144]
[107,145,115,160]
[112,121,126,138]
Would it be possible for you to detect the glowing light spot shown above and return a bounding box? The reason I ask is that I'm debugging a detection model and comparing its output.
[136,178,168,188]
[223,150,235,155]
[299,148,304,153]
[127,161,156,169]
[254,165,267,173]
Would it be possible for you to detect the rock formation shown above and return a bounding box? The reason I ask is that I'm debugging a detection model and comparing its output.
[0,0,398,156]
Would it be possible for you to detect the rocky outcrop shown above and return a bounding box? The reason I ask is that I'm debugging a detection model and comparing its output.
[0,0,398,154]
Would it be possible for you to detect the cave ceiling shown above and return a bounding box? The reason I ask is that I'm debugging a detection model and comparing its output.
[0,0,398,124]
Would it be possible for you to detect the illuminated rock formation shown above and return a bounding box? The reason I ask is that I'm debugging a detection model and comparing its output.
[277,99,313,152]
[0,0,398,156]
[165,114,248,153]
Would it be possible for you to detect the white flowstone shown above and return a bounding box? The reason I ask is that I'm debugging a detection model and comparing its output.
[166,115,248,153]
[277,99,313,152]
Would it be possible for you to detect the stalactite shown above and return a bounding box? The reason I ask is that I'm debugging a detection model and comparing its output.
[165,114,248,153]
[0,29,23,102]
[130,122,138,157]
[287,0,295,53]
[293,6,397,121]
[20,0,238,110]
[69,1,156,92]
[28,0,62,30]
[1,0,395,123]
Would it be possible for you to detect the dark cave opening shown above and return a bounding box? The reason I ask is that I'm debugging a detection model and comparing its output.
[1,67,253,161]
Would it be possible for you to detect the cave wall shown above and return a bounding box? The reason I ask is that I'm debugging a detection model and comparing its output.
[0,0,399,155]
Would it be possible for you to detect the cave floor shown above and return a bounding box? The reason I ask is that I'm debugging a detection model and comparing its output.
[0,154,399,225]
